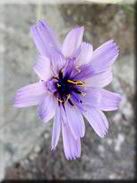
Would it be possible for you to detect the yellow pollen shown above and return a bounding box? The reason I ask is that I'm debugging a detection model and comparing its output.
[67,80,76,84]
[67,79,84,86]
[76,81,84,86]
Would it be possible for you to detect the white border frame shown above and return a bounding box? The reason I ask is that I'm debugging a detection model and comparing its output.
[0,0,136,5]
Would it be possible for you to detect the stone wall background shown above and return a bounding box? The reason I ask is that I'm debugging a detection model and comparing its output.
[0,3,135,180]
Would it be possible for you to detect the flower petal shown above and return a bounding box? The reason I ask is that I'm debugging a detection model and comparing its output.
[62,123,81,160]
[50,50,66,74]
[63,58,76,77]
[96,89,122,111]
[85,68,112,88]
[51,107,61,150]
[71,92,85,112]
[65,104,85,139]
[38,94,55,123]
[83,108,109,138]
[90,40,119,72]
[82,88,100,109]
[14,82,45,108]
[62,26,84,58]
[46,79,57,93]
[83,88,122,111]
[77,42,93,66]
[72,64,95,81]
[73,40,119,80]
[33,55,52,81]
[31,20,60,57]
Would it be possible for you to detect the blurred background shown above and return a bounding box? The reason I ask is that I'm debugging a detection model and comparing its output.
[0,2,135,180]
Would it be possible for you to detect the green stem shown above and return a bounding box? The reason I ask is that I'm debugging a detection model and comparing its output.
[36,0,43,21]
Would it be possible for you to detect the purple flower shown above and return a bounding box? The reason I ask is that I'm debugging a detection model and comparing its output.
[14,20,122,160]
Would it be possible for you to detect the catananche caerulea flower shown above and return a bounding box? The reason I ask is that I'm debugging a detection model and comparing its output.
[14,20,122,160]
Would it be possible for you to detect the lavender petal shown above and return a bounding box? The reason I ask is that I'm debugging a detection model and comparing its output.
[51,106,61,150]
[96,89,122,111]
[72,63,95,80]
[83,108,109,138]
[63,58,76,77]
[33,55,52,81]
[89,40,119,72]
[31,20,60,57]
[50,50,66,74]
[85,68,113,87]
[38,94,55,123]
[77,42,93,66]
[83,88,122,111]
[14,82,45,108]
[62,26,84,58]
[62,123,81,160]
[65,104,85,139]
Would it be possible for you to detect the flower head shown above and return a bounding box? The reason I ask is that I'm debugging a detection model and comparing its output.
[14,20,122,160]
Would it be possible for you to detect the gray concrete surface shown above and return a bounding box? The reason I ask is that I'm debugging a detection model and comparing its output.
[0,3,135,180]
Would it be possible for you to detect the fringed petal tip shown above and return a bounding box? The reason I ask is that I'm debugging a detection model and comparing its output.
[101,91,122,111]
[71,25,84,34]
[30,20,49,35]
[110,39,120,49]
[99,127,109,138]
[30,19,60,57]
[66,155,81,160]
[106,39,120,57]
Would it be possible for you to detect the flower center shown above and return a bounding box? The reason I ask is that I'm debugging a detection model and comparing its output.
[54,70,84,106]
